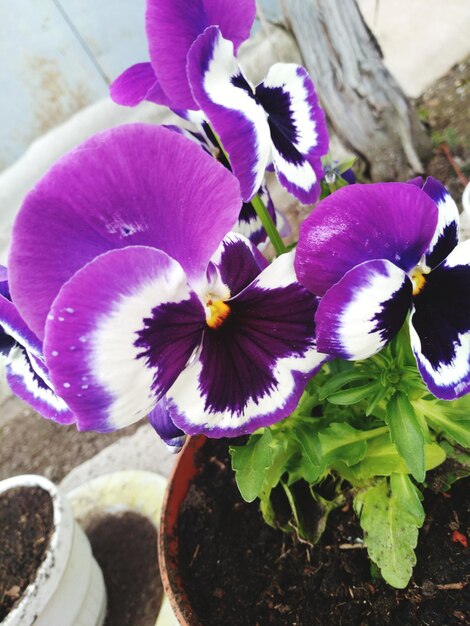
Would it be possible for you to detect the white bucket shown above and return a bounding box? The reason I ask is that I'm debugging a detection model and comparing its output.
[0,474,106,626]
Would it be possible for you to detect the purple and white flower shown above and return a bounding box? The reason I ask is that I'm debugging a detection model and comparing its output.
[9,124,326,436]
[110,0,256,110]
[0,267,74,423]
[187,26,329,204]
[295,178,470,400]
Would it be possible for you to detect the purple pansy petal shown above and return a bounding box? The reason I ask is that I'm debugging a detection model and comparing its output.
[256,64,328,204]
[202,0,256,50]
[167,252,327,437]
[109,62,171,107]
[421,177,460,269]
[44,246,205,432]
[407,176,424,187]
[0,266,8,299]
[10,124,242,339]
[208,232,268,297]
[147,398,186,451]
[187,26,271,202]
[410,239,470,400]
[295,183,439,297]
[6,345,75,424]
[315,259,412,360]
[0,293,42,355]
[146,0,256,110]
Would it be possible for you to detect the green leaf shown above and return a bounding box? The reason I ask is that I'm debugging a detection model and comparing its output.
[327,382,381,405]
[336,156,357,174]
[281,481,340,545]
[318,423,368,466]
[348,435,445,481]
[318,369,370,401]
[263,436,296,491]
[292,425,324,483]
[230,430,273,502]
[390,474,425,526]
[386,393,425,482]
[416,398,470,447]
[355,480,420,588]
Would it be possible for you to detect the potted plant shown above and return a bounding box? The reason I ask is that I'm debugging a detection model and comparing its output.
[1,0,468,623]
[0,474,106,626]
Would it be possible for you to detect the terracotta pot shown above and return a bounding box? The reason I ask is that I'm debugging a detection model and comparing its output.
[159,436,206,626]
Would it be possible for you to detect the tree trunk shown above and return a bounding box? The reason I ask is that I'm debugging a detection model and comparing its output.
[280,0,432,180]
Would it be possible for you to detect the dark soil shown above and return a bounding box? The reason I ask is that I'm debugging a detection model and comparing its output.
[177,439,470,626]
[85,511,163,626]
[0,486,54,620]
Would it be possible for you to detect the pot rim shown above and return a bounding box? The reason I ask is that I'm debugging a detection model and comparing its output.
[158,436,206,626]
[0,474,74,626]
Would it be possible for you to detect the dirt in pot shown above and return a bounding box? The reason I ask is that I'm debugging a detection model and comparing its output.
[85,511,163,626]
[0,486,54,620]
[177,439,470,626]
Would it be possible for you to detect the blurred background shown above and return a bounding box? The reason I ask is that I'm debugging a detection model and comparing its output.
[1,0,470,172]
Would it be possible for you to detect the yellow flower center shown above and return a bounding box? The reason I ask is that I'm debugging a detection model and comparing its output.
[206,299,231,329]
[410,266,429,296]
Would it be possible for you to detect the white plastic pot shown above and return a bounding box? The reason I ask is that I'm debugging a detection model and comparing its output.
[0,474,106,626]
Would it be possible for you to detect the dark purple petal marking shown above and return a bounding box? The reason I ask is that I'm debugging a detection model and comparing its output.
[209,233,267,296]
[147,398,186,450]
[0,330,16,357]
[295,182,439,297]
[135,291,205,397]
[315,260,412,359]
[109,63,171,107]
[146,0,256,109]
[187,26,271,201]
[0,292,42,355]
[9,124,242,339]
[6,345,74,424]
[256,64,328,204]
[167,252,328,437]
[410,240,470,400]
[421,177,459,269]
[44,246,205,432]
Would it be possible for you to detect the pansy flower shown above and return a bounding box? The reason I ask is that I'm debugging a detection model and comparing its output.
[0,267,73,423]
[295,179,470,400]
[9,125,326,437]
[110,0,256,110]
[187,26,329,204]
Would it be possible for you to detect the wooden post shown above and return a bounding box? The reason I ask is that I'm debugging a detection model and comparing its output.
[280,0,432,180]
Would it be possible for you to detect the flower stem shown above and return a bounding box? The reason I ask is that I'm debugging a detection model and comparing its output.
[250,194,287,256]
[208,124,287,256]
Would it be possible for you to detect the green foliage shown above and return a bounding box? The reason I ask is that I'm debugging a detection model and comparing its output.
[386,393,425,481]
[355,477,424,588]
[415,396,470,448]
[334,435,444,482]
[229,324,470,589]
[230,430,273,502]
